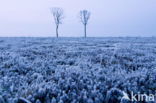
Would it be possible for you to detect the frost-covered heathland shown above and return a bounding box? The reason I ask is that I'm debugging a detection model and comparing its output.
[0,37,156,103]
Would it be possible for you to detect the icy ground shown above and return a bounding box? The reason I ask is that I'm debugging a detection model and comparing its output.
[0,37,156,103]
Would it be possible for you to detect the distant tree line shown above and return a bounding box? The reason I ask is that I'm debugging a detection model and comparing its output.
[50,7,91,38]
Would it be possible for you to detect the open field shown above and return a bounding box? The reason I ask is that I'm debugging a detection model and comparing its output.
[0,37,156,103]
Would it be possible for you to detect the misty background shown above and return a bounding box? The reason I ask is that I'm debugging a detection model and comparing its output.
[0,0,156,37]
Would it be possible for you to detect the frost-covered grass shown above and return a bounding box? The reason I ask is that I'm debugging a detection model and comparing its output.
[0,37,156,103]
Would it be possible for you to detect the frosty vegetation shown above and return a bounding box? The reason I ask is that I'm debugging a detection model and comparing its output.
[0,37,156,103]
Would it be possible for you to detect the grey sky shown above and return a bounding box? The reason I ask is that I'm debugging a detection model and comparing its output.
[0,0,156,37]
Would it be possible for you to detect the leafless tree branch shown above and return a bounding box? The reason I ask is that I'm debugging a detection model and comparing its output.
[80,10,91,25]
[50,7,64,37]
[79,10,91,37]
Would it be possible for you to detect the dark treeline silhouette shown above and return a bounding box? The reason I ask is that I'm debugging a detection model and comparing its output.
[51,7,91,38]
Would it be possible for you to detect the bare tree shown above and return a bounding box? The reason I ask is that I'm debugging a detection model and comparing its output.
[79,10,91,38]
[51,8,64,38]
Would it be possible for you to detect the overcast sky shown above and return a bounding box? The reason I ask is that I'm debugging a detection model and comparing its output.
[0,0,156,37]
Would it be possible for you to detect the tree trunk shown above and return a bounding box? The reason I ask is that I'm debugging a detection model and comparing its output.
[56,25,59,38]
[84,25,87,38]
